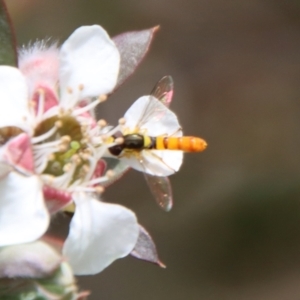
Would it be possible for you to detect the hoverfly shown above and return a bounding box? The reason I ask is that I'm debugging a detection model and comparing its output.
[108,76,207,211]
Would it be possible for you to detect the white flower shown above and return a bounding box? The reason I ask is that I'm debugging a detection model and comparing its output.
[63,193,138,275]
[107,95,184,176]
[0,68,49,247]
[0,25,139,275]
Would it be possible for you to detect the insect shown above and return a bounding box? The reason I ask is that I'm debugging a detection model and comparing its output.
[108,76,207,211]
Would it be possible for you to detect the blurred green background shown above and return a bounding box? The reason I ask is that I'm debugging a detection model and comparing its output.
[7,0,300,299]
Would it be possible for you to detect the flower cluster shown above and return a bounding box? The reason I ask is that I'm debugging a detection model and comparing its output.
[0,22,207,284]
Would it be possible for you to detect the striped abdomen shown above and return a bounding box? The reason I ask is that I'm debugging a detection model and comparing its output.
[155,136,207,152]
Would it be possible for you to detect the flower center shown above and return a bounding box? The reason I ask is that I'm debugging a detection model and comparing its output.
[33,114,91,183]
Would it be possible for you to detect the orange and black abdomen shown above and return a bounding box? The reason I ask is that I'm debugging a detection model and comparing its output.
[155,136,207,152]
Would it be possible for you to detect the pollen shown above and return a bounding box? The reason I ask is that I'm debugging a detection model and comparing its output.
[98,119,107,128]
[58,144,68,152]
[83,148,92,155]
[47,153,55,161]
[37,87,45,95]
[106,170,115,178]
[115,137,124,145]
[63,163,72,172]
[95,186,105,193]
[71,154,81,165]
[79,152,90,160]
[99,94,107,102]
[80,138,88,144]
[61,135,71,143]
[118,118,126,125]
[81,124,89,131]
[78,83,84,91]
[101,134,108,141]
[44,175,55,185]
[82,164,90,174]
[55,120,63,128]
[29,100,36,108]
[67,87,73,94]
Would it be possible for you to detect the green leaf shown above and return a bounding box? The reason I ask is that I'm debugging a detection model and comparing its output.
[0,0,17,66]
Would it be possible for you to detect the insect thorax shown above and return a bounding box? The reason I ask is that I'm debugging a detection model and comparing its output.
[123,134,145,149]
[108,134,156,156]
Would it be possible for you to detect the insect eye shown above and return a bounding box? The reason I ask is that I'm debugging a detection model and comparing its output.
[108,145,124,156]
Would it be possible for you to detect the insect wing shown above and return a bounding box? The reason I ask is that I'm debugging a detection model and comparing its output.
[129,76,176,211]
[134,76,174,129]
[135,151,174,211]
[150,75,174,108]
[144,173,173,211]
[135,95,170,129]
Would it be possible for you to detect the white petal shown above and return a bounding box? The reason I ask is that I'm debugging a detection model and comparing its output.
[63,194,139,275]
[121,150,183,176]
[124,96,182,136]
[59,25,120,106]
[0,172,49,247]
[150,150,183,174]
[0,66,33,134]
